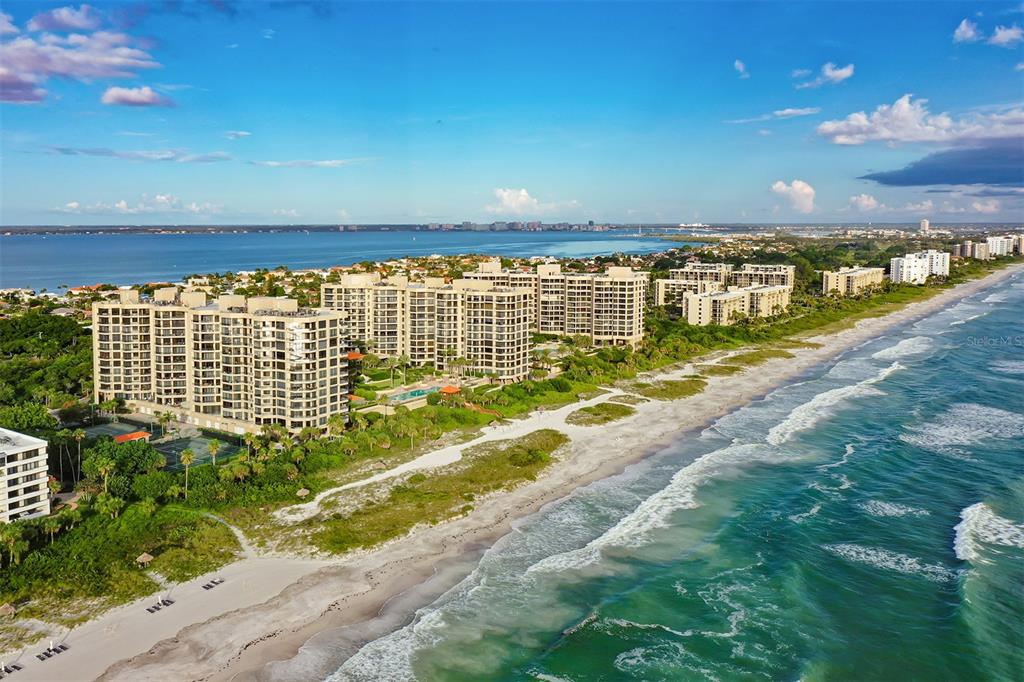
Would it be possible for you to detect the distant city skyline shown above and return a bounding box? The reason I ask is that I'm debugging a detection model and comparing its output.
[1,1,1022,225]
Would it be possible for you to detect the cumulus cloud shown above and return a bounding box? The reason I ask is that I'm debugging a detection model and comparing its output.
[55,193,221,215]
[51,146,232,163]
[0,30,160,103]
[273,208,300,218]
[770,179,816,214]
[725,106,821,124]
[989,24,1024,47]
[249,158,360,168]
[0,12,18,34]
[27,4,101,32]
[791,68,812,78]
[817,94,1024,145]
[971,198,1001,213]
[734,59,749,79]
[485,188,580,216]
[860,141,1024,187]
[1016,62,1024,71]
[262,28,276,40]
[225,130,251,139]
[101,85,173,107]
[795,62,854,89]
[953,18,981,42]
[849,193,881,211]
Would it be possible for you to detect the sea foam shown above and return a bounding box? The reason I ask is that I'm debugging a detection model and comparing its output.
[953,502,1024,563]
[900,403,1024,457]
[871,336,933,360]
[823,543,959,583]
[857,500,930,518]
[766,362,902,446]
[991,360,1024,375]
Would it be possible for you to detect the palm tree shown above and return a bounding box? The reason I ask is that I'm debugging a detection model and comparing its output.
[180,449,195,500]
[0,524,24,567]
[72,428,86,483]
[207,439,221,466]
[95,456,115,494]
[327,413,347,440]
[396,353,411,385]
[157,411,173,438]
[100,399,120,423]
[95,493,125,519]
[42,516,62,544]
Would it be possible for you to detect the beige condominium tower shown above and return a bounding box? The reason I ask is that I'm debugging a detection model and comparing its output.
[462,260,649,346]
[821,267,885,296]
[93,288,350,434]
[322,275,532,382]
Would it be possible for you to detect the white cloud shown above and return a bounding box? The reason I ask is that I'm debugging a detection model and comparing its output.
[817,94,1024,145]
[51,146,231,163]
[757,129,772,136]
[725,106,821,124]
[791,68,812,78]
[485,188,580,216]
[101,85,173,107]
[771,179,816,214]
[901,199,934,212]
[953,18,981,42]
[734,59,749,79]
[27,4,101,32]
[0,12,18,34]
[774,107,822,118]
[795,62,854,89]
[273,208,300,218]
[225,130,252,139]
[262,28,276,40]
[249,158,360,168]
[56,193,221,215]
[849,193,881,211]
[1016,62,1024,71]
[989,24,1024,46]
[971,198,1001,213]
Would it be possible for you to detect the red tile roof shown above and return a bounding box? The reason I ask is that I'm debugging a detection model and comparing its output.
[113,431,151,444]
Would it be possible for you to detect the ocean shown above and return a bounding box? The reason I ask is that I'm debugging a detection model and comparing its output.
[0,230,680,291]
[325,269,1024,681]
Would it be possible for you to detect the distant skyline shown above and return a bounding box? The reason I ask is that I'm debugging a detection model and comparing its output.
[1,1,1023,225]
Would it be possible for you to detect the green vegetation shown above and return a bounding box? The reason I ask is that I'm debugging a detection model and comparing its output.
[311,429,568,553]
[566,402,636,426]
[728,349,795,366]
[608,394,650,405]
[0,311,92,407]
[626,377,707,400]
[698,364,744,376]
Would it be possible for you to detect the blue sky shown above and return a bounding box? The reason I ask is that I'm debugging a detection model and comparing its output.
[1,1,1022,225]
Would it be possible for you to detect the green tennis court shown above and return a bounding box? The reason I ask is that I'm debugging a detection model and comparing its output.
[155,436,242,471]
[83,422,146,438]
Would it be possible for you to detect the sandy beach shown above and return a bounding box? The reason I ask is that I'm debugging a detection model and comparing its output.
[9,265,1018,682]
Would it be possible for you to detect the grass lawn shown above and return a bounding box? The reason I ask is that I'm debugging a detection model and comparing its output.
[566,402,636,426]
[626,377,707,400]
[310,429,569,554]
[728,349,795,366]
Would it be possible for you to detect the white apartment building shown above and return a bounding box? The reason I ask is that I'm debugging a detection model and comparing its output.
[680,285,791,326]
[889,250,950,284]
[94,289,350,434]
[822,267,885,296]
[663,262,734,285]
[730,264,796,289]
[919,219,930,234]
[986,235,1017,257]
[654,278,723,305]
[1,428,50,523]
[322,276,532,381]
[462,261,649,346]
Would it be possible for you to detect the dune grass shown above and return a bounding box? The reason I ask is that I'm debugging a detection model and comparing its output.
[566,402,636,426]
[698,364,744,377]
[310,429,569,554]
[728,349,795,366]
[627,377,707,400]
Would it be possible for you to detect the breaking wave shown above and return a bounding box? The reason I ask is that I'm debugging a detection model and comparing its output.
[953,502,1024,563]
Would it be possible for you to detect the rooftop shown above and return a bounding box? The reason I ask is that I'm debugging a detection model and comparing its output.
[0,427,47,453]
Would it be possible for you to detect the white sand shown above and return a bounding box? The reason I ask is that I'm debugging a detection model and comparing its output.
[4,265,1015,682]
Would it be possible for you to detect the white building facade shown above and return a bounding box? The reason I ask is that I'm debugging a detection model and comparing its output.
[1,428,50,523]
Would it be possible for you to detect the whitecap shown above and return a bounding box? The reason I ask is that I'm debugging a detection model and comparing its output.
[871,336,933,360]
[823,543,959,583]
[788,503,823,524]
[953,502,1024,563]
[900,403,1024,457]
[857,500,930,518]
[766,362,902,446]
[817,443,856,470]
[991,360,1024,375]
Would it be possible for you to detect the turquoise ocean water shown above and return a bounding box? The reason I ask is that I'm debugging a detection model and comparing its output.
[324,269,1024,681]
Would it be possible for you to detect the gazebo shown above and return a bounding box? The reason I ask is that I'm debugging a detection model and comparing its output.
[296,488,310,498]
[439,385,461,399]
[136,552,154,568]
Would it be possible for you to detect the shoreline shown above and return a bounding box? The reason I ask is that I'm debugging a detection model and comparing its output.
[13,264,1018,682]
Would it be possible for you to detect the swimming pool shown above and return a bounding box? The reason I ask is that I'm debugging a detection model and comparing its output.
[389,386,441,403]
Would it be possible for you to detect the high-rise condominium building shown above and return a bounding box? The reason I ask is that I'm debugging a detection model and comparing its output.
[654,278,723,305]
[322,275,532,381]
[730,264,797,289]
[889,250,950,284]
[0,428,50,523]
[462,261,648,345]
[919,219,930,234]
[93,288,350,434]
[680,285,791,326]
[986,235,1017,257]
[821,267,885,296]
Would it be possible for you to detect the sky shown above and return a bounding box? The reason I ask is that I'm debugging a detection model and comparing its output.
[1,1,1023,225]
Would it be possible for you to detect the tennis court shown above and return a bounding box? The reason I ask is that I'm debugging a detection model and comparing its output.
[83,422,145,439]
[155,436,242,471]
